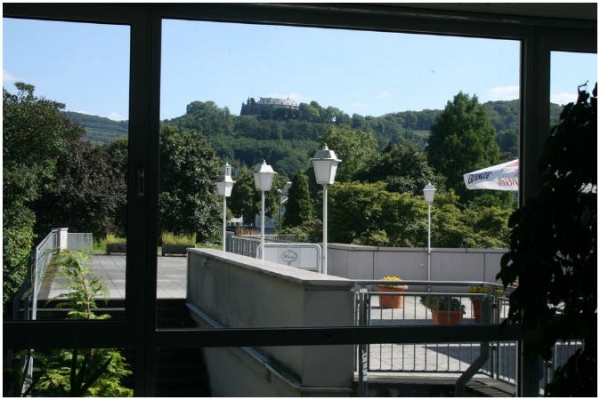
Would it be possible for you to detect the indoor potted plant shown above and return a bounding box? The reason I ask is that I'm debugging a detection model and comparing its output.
[468,285,503,322]
[376,276,408,308]
[420,295,465,325]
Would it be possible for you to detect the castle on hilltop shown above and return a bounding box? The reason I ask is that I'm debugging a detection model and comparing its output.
[240,97,299,116]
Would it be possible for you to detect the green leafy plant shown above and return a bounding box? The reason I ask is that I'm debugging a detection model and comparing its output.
[497,84,596,396]
[28,250,133,396]
[468,285,503,296]
[378,276,408,290]
[420,295,465,313]
[50,250,110,320]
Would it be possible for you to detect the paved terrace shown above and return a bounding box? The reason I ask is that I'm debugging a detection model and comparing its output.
[39,254,187,300]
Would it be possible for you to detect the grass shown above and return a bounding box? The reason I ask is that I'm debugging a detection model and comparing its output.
[106,233,126,244]
[161,232,197,245]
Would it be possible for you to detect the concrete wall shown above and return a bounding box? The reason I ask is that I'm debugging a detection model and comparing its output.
[187,249,356,396]
[329,244,507,289]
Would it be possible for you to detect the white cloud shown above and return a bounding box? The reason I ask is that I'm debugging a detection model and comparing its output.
[377,90,391,98]
[107,112,128,121]
[351,101,368,109]
[551,92,577,106]
[3,69,23,83]
[486,86,519,101]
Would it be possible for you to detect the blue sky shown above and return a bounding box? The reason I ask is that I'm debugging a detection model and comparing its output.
[3,17,597,121]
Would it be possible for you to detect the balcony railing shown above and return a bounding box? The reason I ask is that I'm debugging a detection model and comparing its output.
[353,280,583,395]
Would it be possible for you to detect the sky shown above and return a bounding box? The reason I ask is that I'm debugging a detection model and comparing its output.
[2,16,597,122]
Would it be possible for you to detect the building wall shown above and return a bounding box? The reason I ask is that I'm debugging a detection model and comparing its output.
[329,243,506,289]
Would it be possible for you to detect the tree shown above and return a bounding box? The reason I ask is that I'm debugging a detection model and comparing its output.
[229,165,258,226]
[497,85,597,396]
[228,163,287,229]
[283,171,313,228]
[319,126,378,182]
[354,142,444,195]
[31,139,127,240]
[3,82,84,312]
[426,92,503,203]
[327,181,510,249]
[158,125,222,241]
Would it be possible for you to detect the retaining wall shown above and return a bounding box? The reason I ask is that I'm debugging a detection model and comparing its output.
[186,248,355,396]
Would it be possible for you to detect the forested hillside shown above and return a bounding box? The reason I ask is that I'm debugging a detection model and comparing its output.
[64,111,128,143]
[67,99,564,179]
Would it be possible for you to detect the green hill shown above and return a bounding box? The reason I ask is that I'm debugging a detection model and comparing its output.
[63,111,128,143]
[66,99,564,178]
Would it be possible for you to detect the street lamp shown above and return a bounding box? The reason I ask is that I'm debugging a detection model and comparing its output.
[310,144,341,274]
[423,182,436,291]
[253,160,276,262]
[215,162,235,252]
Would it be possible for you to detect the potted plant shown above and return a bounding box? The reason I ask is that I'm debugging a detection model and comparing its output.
[420,295,465,325]
[105,233,126,255]
[161,232,196,256]
[468,285,503,322]
[376,276,408,308]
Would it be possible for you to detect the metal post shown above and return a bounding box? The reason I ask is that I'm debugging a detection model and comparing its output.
[322,183,328,275]
[357,287,369,396]
[222,194,227,252]
[261,190,265,262]
[427,202,431,291]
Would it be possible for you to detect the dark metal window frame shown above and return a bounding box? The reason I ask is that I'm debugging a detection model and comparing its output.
[3,3,595,396]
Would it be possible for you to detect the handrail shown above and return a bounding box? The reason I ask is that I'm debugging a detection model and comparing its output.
[354,279,506,289]
[454,295,495,396]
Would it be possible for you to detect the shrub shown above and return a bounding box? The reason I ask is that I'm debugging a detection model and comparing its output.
[420,295,465,312]
[161,232,196,245]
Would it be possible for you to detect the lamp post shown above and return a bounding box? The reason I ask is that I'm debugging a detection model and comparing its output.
[215,162,235,252]
[253,160,276,262]
[423,182,436,291]
[310,144,341,274]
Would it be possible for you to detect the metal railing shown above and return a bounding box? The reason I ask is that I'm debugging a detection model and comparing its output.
[28,229,93,320]
[226,233,309,257]
[353,280,583,395]
[67,233,93,251]
[31,231,60,320]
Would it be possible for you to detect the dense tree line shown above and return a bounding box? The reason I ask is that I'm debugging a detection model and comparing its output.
[70,97,567,184]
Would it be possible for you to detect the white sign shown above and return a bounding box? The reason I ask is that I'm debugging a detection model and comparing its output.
[258,243,322,272]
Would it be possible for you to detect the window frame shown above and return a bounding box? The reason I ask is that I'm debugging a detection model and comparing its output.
[3,3,596,396]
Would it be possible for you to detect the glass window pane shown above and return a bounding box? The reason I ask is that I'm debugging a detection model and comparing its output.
[159,19,520,330]
[3,18,130,321]
[550,51,597,127]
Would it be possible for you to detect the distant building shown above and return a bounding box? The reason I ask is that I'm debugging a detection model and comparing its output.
[241,97,299,116]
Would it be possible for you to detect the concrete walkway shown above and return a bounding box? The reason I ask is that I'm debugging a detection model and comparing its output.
[40,254,187,300]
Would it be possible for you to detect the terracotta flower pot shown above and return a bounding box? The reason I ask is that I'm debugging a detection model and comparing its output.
[377,285,408,308]
[431,310,463,325]
[472,297,483,322]
[471,297,497,323]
